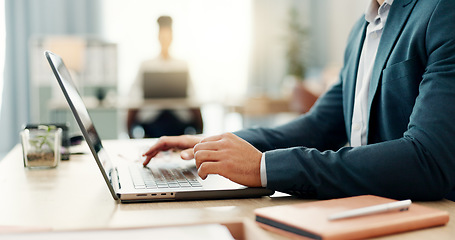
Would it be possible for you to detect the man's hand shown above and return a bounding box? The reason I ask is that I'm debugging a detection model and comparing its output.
[193,133,262,187]
[142,135,203,166]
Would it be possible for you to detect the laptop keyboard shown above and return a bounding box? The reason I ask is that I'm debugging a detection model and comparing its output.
[129,165,202,189]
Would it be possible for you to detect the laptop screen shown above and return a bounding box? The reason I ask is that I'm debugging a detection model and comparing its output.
[143,71,188,99]
[45,51,118,199]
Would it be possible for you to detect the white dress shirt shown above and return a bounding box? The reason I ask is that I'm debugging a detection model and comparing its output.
[260,0,394,187]
[350,0,393,147]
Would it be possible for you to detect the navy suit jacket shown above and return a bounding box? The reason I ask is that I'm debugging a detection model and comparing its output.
[235,0,455,200]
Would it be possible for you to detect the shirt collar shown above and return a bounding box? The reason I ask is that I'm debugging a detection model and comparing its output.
[365,0,394,23]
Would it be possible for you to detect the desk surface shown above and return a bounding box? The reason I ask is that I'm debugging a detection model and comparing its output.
[1,140,454,239]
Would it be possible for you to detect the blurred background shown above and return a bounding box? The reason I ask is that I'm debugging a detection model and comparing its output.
[0,0,366,157]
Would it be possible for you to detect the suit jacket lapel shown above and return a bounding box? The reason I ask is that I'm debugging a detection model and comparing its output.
[366,0,417,135]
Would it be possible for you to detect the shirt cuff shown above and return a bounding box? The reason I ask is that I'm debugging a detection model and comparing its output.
[260,153,267,187]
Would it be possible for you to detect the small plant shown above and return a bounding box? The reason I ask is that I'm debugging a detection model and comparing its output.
[285,7,308,80]
[28,125,57,153]
[22,125,61,168]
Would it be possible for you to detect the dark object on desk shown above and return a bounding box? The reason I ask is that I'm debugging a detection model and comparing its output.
[95,87,106,102]
[24,123,70,160]
[70,135,84,146]
[255,195,449,240]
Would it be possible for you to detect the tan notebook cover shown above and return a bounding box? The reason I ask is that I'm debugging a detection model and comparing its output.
[255,195,449,240]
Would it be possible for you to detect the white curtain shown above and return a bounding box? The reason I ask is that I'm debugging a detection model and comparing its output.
[0,0,101,154]
[0,0,4,119]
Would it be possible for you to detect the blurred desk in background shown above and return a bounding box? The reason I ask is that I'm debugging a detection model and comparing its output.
[122,98,202,110]
[48,97,204,139]
[229,96,292,117]
[227,96,299,129]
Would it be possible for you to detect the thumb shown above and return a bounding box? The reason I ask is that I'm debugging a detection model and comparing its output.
[180,148,194,160]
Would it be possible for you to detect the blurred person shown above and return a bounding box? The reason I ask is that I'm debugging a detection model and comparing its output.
[127,16,203,138]
[142,0,455,201]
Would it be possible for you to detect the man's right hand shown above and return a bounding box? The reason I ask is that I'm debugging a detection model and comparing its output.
[142,135,203,166]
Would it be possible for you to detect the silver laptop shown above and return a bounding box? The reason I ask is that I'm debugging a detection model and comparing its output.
[45,51,274,203]
[143,71,188,99]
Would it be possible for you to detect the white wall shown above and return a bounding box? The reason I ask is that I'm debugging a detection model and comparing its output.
[102,0,368,101]
[326,0,368,66]
[249,0,310,97]
[248,0,367,97]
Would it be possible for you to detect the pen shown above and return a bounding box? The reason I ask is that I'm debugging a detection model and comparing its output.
[328,199,412,221]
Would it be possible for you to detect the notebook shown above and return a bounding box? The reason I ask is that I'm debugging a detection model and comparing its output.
[45,50,274,202]
[254,195,449,240]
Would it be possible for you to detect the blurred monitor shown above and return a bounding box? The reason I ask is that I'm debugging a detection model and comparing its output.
[142,71,188,99]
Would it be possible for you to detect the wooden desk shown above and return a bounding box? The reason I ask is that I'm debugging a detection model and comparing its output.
[1,140,454,239]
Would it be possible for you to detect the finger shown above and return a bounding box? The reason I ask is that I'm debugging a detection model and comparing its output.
[143,136,199,156]
[143,144,166,158]
[194,150,220,168]
[198,162,223,180]
[143,147,163,166]
[194,133,237,152]
[142,136,201,166]
[180,148,194,160]
[200,134,223,143]
[142,138,178,166]
[144,147,191,166]
[193,141,221,153]
[142,137,178,156]
[143,155,153,166]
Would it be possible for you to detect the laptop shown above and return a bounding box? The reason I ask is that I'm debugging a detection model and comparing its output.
[143,71,188,99]
[45,51,274,203]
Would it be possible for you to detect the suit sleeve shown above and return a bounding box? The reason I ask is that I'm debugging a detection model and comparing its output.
[237,0,455,200]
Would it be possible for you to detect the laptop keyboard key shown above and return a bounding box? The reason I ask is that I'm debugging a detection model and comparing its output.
[179,182,191,187]
[130,165,200,189]
[181,169,197,181]
[168,183,181,188]
[190,182,202,187]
